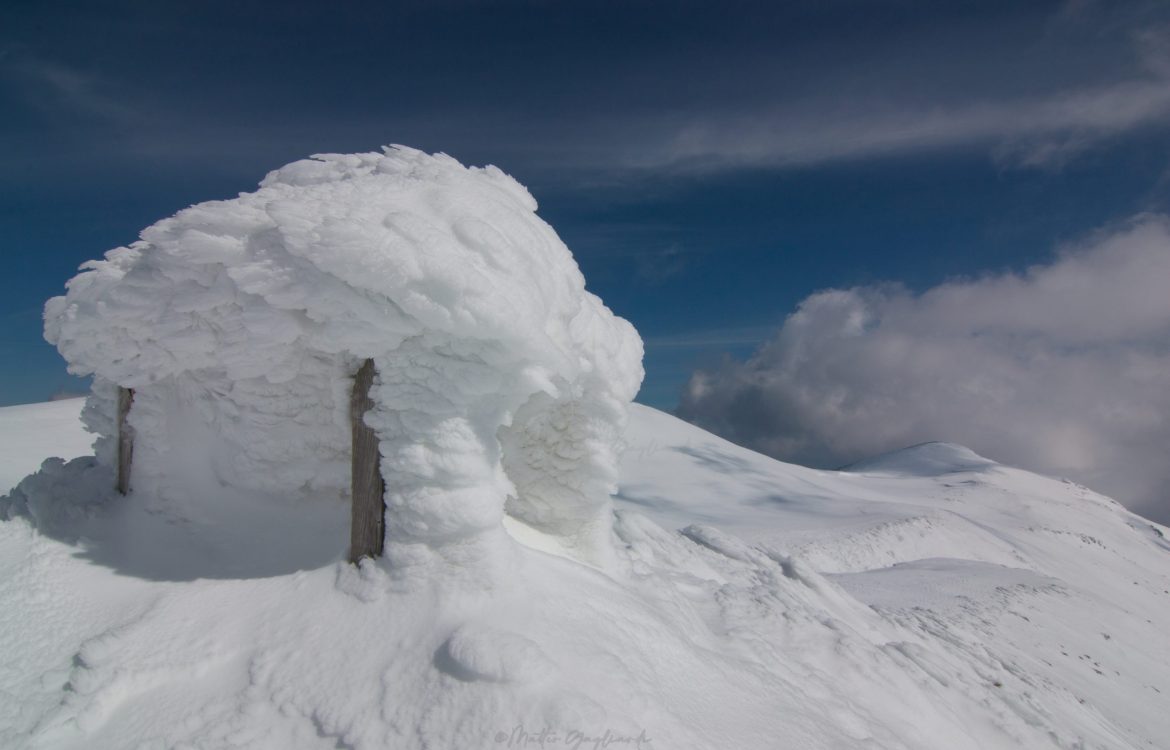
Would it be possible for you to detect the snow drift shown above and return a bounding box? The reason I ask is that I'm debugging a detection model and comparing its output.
[41,146,643,565]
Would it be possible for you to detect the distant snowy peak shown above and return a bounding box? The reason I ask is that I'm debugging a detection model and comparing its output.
[843,441,998,477]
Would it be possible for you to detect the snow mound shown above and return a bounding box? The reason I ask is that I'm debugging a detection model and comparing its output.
[41,146,643,565]
[0,456,113,539]
[844,441,998,476]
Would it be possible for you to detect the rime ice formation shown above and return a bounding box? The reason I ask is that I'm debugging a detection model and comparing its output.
[43,146,643,566]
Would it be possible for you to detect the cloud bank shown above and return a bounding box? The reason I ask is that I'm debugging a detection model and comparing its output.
[679,216,1170,523]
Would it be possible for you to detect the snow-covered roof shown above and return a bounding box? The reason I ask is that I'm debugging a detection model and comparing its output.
[45,146,642,397]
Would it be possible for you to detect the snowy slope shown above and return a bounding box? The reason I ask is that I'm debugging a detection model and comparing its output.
[0,400,94,492]
[2,400,1169,749]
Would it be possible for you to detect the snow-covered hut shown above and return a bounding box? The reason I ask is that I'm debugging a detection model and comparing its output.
[44,147,644,567]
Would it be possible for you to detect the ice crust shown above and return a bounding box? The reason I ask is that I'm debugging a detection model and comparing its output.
[43,146,643,562]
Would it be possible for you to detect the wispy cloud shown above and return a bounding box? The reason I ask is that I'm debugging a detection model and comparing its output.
[607,75,1170,174]
[1,52,136,125]
[3,2,1169,184]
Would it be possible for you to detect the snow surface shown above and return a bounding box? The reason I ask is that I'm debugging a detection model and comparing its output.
[42,147,642,566]
[3,400,1169,749]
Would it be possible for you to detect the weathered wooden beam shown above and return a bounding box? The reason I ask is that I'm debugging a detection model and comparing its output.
[349,359,386,563]
[116,387,135,495]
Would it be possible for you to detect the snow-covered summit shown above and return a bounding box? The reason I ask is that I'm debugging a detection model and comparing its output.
[844,441,997,476]
[3,400,1169,750]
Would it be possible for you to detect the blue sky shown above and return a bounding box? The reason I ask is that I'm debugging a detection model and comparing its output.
[3,0,1169,408]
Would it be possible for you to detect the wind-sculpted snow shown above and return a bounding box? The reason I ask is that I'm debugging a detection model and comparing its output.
[41,147,643,563]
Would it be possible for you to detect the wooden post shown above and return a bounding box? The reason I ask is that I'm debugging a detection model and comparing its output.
[116,387,134,495]
[349,359,385,563]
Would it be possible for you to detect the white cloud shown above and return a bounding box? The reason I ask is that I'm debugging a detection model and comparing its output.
[678,216,1170,523]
